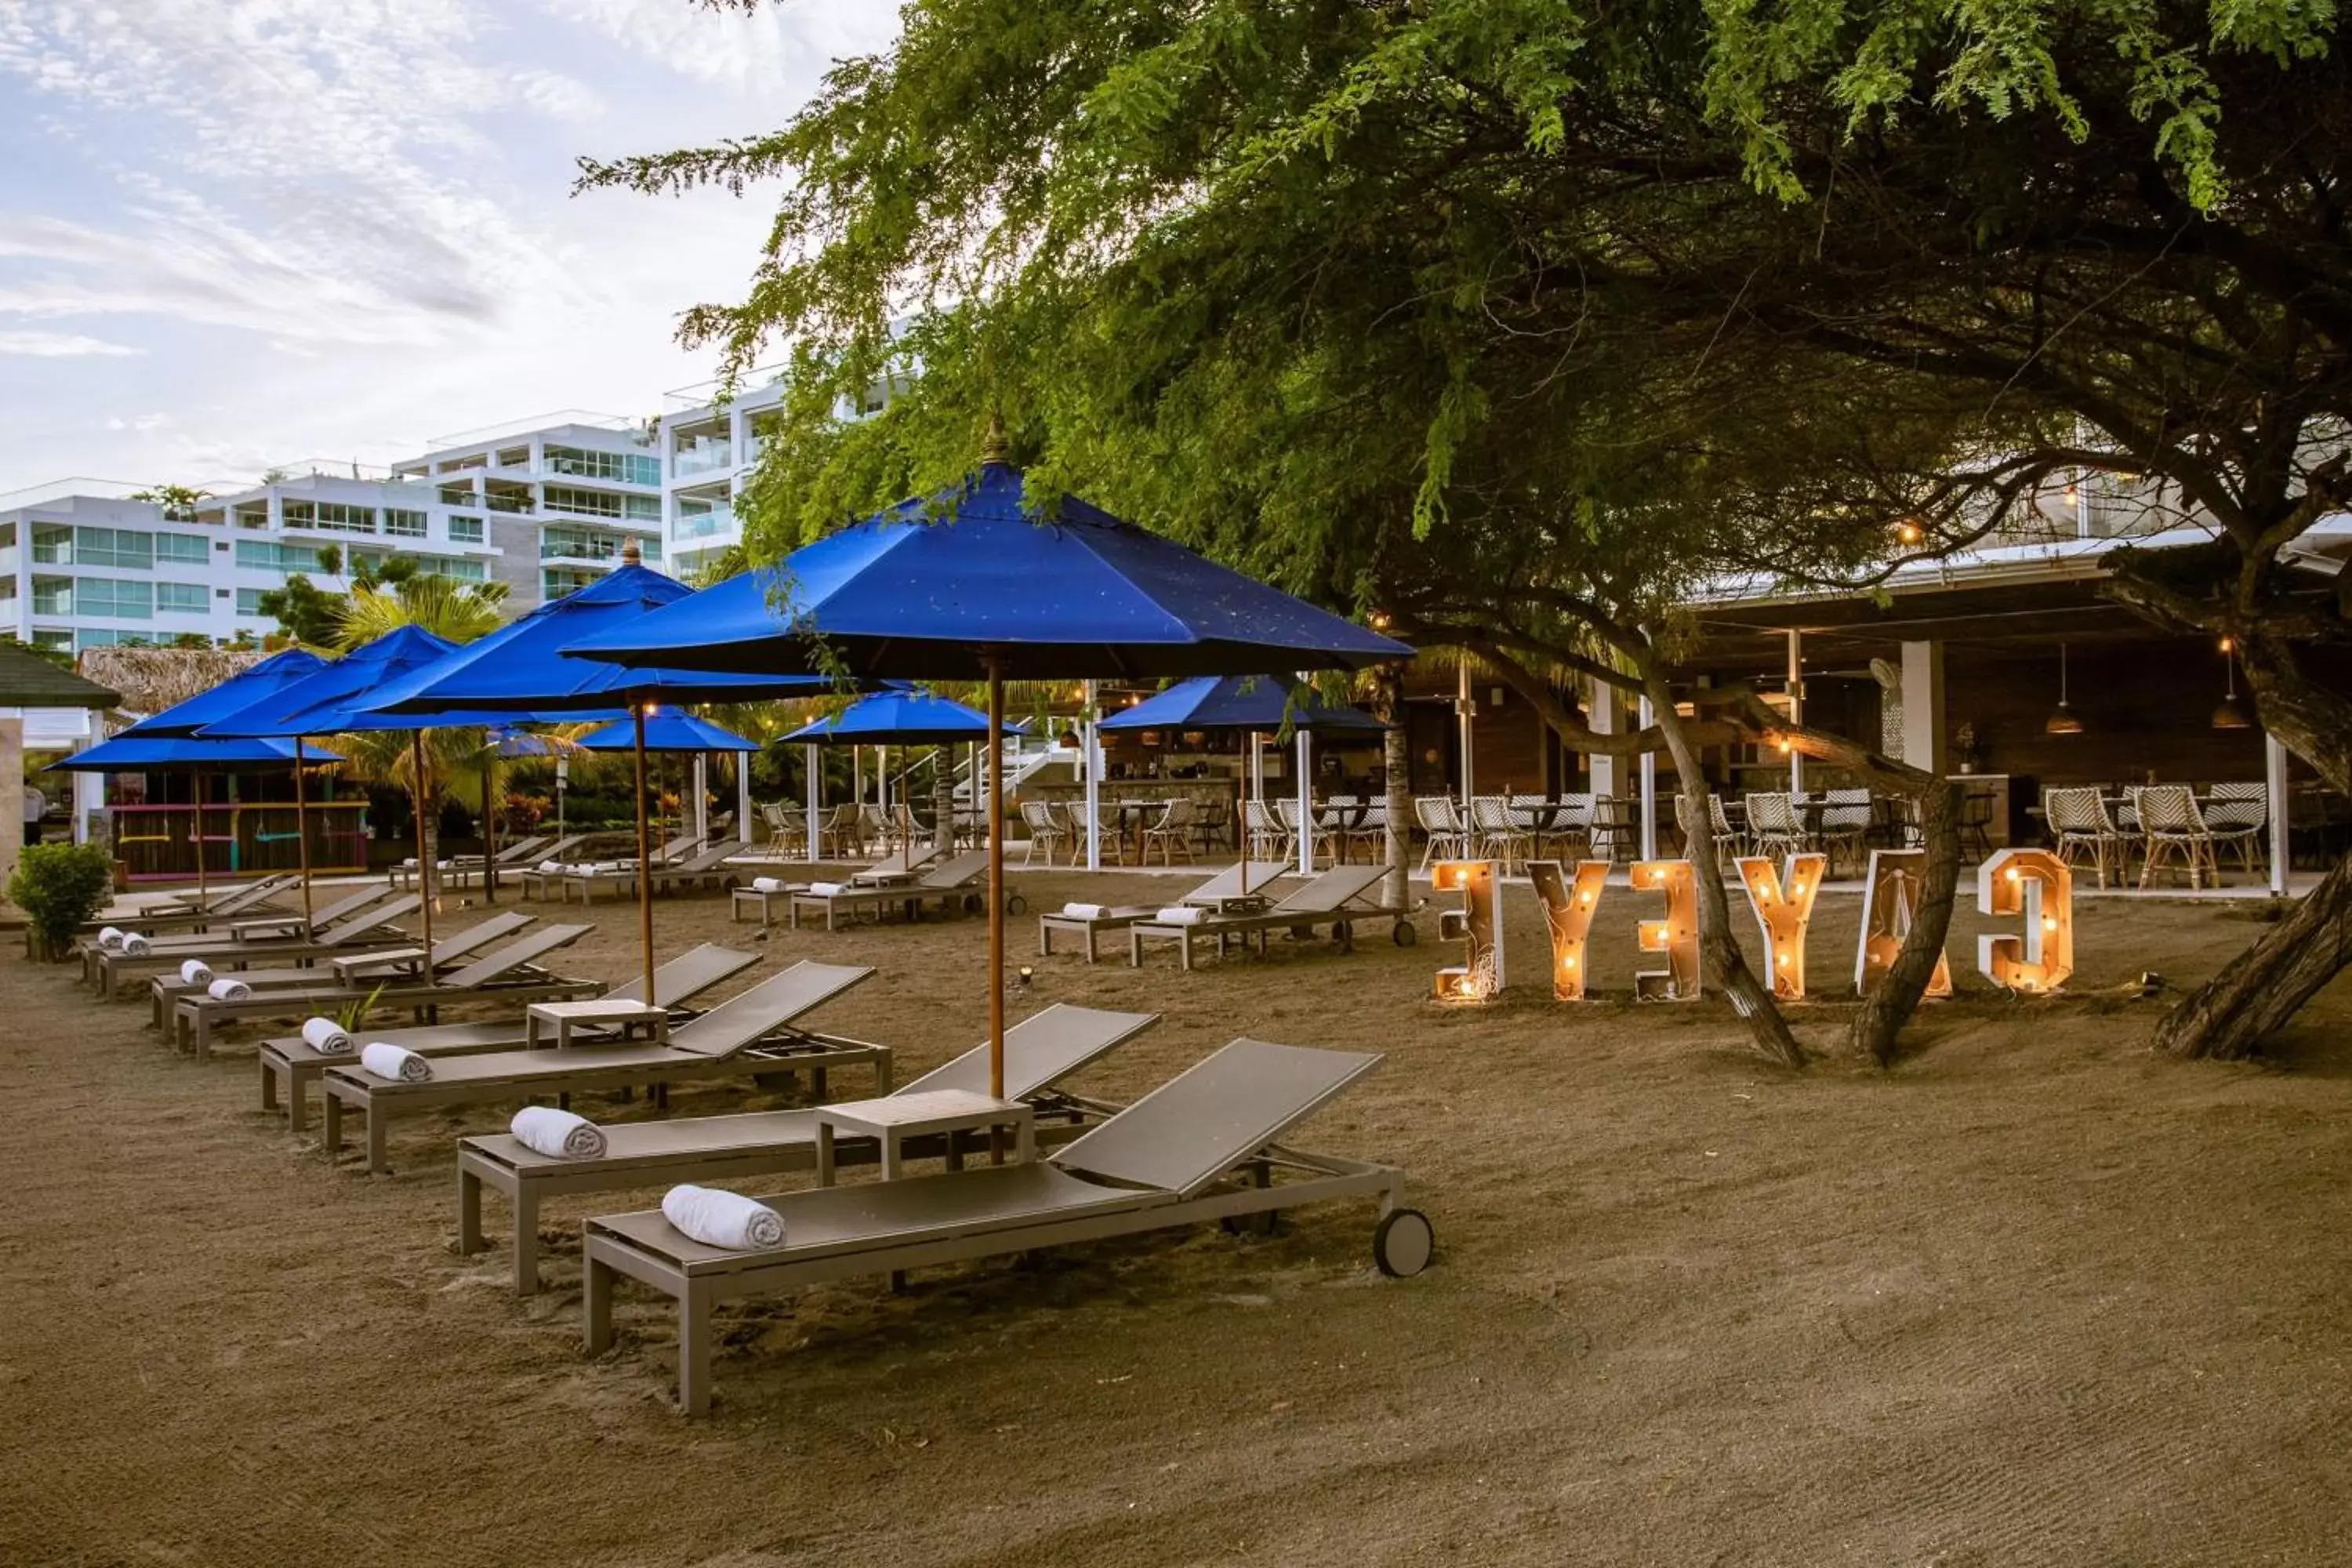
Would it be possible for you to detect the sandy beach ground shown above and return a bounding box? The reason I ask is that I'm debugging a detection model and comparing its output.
[3,862,2348,1566]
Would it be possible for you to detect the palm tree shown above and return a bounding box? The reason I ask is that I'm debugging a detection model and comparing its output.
[319,576,514,906]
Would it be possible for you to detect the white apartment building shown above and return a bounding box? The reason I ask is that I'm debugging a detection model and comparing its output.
[657,376,784,579]
[1,415,667,653]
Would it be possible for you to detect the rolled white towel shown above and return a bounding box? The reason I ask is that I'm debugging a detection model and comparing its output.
[98,926,127,952]
[180,959,214,985]
[751,876,786,894]
[662,1184,785,1250]
[536,859,561,873]
[1155,906,1207,924]
[510,1106,607,1160]
[359,1042,432,1083]
[300,1016,353,1055]
[122,932,151,956]
[809,881,847,897]
[1062,902,1108,920]
[207,976,252,1001]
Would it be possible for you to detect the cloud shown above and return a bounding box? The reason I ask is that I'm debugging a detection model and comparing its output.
[543,0,899,92]
[0,329,141,357]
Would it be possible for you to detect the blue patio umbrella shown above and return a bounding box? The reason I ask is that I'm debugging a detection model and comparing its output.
[574,713,760,753]
[782,687,1021,746]
[93,645,334,905]
[561,456,1412,1094]
[1097,675,1388,738]
[354,561,832,999]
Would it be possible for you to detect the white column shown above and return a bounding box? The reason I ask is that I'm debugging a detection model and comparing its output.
[1588,679,1619,798]
[1637,695,1657,861]
[735,751,753,847]
[1786,628,1805,793]
[1900,641,1947,774]
[1297,728,1314,873]
[691,755,709,842]
[804,742,820,865]
[1456,662,1475,808]
[2267,734,2291,898]
[1083,680,1101,872]
[0,717,21,905]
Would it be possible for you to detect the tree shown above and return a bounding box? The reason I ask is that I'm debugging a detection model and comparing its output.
[128,484,209,522]
[584,0,2350,1062]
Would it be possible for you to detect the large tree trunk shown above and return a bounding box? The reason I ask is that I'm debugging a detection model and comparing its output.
[1639,660,1805,1069]
[1375,668,1411,911]
[2150,628,2352,1058]
[1849,778,1964,1064]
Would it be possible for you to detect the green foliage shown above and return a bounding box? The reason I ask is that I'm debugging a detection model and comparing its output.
[256,573,345,647]
[128,484,209,521]
[9,843,116,960]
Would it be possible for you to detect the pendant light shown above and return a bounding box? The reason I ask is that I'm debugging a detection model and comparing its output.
[2212,638,2251,730]
[2045,642,2084,735]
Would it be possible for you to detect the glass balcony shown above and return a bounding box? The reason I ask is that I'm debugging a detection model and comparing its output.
[673,439,734,477]
[673,506,735,541]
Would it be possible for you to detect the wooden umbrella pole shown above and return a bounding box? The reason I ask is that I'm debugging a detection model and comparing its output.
[193,771,209,909]
[633,704,656,1005]
[292,736,314,928]
[1236,733,1249,895]
[986,657,1006,1101]
[411,732,435,958]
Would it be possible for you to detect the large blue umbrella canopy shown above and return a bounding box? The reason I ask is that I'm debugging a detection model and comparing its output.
[574,713,760,753]
[198,626,462,738]
[561,461,1412,682]
[118,646,329,738]
[359,563,828,716]
[1098,675,1388,739]
[783,688,1025,746]
[46,735,343,771]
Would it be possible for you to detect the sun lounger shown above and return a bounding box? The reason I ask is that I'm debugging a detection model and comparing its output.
[786,849,993,932]
[78,874,297,938]
[257,943,761,1134]
[639,839,753,897]
[1036,862,1290,961]
[1127,864,1414,970]
[554,840,736,903]
[581,1036,1431,1413]
[390,832,575,890]
[144,910,533,1029]
[171,923,597,1062]
[524,832,701,902]
[85,888,422,1000]
[458,1002,1159,1294]
[318,961,884,1174]
[727,843,953,927]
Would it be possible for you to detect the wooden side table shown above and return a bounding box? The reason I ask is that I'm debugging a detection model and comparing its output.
[332,947,428,983]
[814,1090,1036,1184]
[524,998,669,1051]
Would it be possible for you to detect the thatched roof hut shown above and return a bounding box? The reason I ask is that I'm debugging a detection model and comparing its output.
[78,645,272,720]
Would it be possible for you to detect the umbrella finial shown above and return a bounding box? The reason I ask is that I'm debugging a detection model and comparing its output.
[979,412,1009,469]
[621,536,642,567]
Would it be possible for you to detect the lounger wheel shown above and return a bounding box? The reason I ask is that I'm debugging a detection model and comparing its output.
[1392,920,1417,947]
[1372,1208,1434,1278]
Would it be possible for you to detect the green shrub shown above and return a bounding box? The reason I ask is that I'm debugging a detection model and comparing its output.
[9,842,117,960]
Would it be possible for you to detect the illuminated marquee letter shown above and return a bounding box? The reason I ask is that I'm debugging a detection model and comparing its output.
[1977,847,2074,993]
[1528,858,1610,1000]
[1432,859,1502,1002]
[1630,859,1700,1000]
[1855,849,1953,998]
[1736,853,1825,1000]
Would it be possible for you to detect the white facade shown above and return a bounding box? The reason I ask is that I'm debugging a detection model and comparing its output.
[658,377,784,579]
[0,487,256,654]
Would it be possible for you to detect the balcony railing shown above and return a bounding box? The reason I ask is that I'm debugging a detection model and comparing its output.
[673,506,735,541]
[483,493,535,514]
[673,441,733,477]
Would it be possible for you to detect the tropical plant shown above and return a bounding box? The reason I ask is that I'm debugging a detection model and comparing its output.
[9,843,116,960]
[127,484,209,521]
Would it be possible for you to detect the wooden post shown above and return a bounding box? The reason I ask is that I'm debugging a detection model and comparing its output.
[410,732,434,957]
[985,657,1005,1100]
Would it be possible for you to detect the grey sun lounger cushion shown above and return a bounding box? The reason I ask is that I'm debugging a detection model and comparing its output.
[256,944,761,1132]
[317,960,883,1174]
[579,1039,1401,1411]
[456,1003,1158,1292]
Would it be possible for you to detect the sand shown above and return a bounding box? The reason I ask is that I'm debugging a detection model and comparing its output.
[3,866,2349,1566]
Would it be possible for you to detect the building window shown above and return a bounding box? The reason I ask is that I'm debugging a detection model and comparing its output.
[75,526,154,569]
[546,445,660,486]
[31,576,71,615]
[543,567,603,600]
[0,575,15,601]
[439,483,477,507]
[235,540,331,575]
[282,500,378,534]
[446,514,485,544]
[383,509,427,538]
[157,582,209,614]
[77,629,138,650]
[154,532,210,565]
[31,525,73,564]
[78,577,154,619]
[541,485,622,520]
[235,589,270,615]
[357,551,486,584]
[30,628,72,651]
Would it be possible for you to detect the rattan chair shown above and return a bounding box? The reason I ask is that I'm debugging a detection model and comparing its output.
[2044,786,2130,888]
[1019,800,1068,867]
[1414,796,1470,869]
[2136,784,2217,888]
[2201,782,2269,878]
[1744,792,1806,858]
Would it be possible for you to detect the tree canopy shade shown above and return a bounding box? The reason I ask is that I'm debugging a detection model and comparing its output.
[585,0,2352,1063]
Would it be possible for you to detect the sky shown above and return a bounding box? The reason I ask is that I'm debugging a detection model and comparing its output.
[0,0,902,495]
